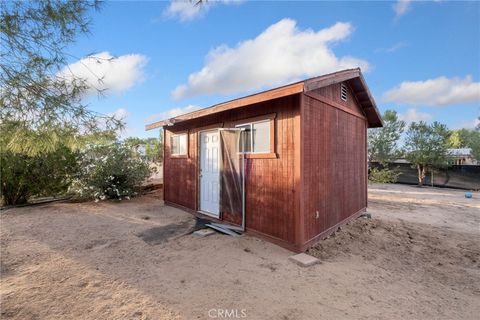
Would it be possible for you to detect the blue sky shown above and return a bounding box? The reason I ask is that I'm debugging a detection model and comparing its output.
[66,0,480,138]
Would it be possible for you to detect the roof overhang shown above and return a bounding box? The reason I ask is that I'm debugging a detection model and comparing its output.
[303,69,383,128]
[145,82,304,130]
[146,68,383,130]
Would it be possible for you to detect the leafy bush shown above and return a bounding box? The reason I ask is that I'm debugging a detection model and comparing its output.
[71,142,152,200]
[369,167,401,184]
[0,147,78,205]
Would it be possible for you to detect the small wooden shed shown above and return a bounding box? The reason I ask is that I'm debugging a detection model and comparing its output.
[146,68,383,252]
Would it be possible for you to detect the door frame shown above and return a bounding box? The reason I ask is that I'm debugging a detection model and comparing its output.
[197,128,221,218]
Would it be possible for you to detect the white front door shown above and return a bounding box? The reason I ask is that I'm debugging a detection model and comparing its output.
[199,130,220,216]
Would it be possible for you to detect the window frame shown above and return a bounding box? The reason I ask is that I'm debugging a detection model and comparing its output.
[170,131,189,158]
[234,113,277,159]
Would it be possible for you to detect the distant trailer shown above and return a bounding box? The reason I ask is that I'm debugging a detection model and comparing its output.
[146,68,383,252]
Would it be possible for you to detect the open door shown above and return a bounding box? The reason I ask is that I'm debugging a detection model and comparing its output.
[218,128,246,231]
[199,130,221,217]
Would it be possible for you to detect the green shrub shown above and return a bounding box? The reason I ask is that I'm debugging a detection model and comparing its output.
[71,142,152,200]
[369,167,401,184]
[0,147,78,206]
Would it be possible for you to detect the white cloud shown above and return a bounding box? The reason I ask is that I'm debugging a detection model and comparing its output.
[393,0,445,20]
[144,105,201,123]
[164,0,203,21]
[383,76,480,106]
[110,108,130,121]
[393,0,412,19]
[107,108,137,138]
[93,108,130,134]
[398,108,433,123]
[172,19,369,100]
[164,0,241,22]
[59,52,148,96]
[454,118,480,130]
[376,42,408,53]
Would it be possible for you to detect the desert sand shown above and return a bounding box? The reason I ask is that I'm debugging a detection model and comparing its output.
[1,183,479,320]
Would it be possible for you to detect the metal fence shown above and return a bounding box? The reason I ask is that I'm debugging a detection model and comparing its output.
[370,162,480,191]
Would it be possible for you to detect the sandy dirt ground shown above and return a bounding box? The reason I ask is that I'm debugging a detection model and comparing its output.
[1,184,479,320]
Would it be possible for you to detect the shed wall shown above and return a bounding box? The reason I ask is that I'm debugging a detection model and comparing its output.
[301,84,368,246]
[163,95,301,247]
[312,82,360,112]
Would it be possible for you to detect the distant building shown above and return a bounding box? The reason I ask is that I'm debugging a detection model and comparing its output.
[128,144,147,156]
[136,144,147,157]
[388,148,478,166]
[391,158,409,164]
[447,148,478,165]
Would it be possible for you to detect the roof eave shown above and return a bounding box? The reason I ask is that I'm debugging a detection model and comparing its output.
[145,81,304,130]
[145,68,384,130]
[356,72,384,128]
[304,69,383,128]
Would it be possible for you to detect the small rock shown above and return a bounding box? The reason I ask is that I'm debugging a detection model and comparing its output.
[361,212,372,219]
[193,229,215,237]
[289,253,321,267]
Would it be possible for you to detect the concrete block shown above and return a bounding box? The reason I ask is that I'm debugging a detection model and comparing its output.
[193,228,216,237]
[289,253,320,267]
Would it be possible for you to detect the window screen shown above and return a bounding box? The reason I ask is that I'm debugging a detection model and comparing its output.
[237,124,252,153]
[171,133,187,155]
[236,119,270,153]
[252,121,270,153]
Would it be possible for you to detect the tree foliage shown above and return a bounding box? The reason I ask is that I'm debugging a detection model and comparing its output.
[368,167,401,184]
[0,132,154,205]
[447,128,480,161]
[0,146,78,205]
[447,130,462,148]
[368,110,405,164]
[404,121,450,186]
[0,0,121,155]
[0,121,118,205]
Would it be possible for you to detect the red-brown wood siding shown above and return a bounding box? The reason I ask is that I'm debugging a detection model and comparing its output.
[163,129,197,209]
[164,95,301,245]
[311,82,360,113]
[163,82,369,251]
[301,84,367,244]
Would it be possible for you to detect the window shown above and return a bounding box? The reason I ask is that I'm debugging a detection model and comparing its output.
[341,83,348,102]
[237,124,252,153]
[236,119,271,153]
[252,120,270,152]
[171,133,187,156]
